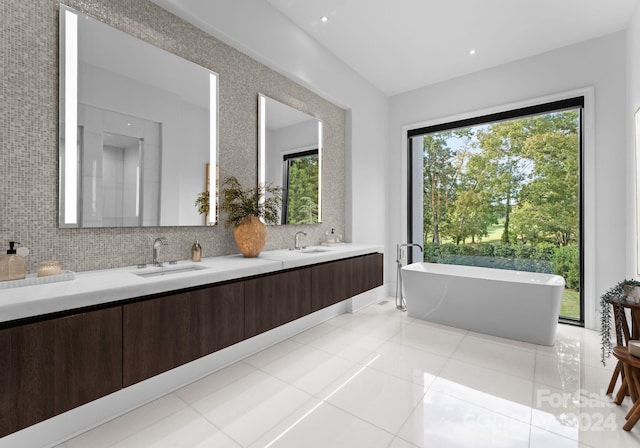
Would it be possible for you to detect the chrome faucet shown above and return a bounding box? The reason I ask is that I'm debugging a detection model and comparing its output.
[396,243,424,311]
[152,237,168,266]
[294,231,307,250]
[397,243,424,263]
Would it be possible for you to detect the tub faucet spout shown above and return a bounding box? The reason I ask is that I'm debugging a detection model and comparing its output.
[395,243,424,312]
[397,243,423,263]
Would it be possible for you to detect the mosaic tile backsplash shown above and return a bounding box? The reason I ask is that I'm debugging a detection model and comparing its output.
[1,0,345,273]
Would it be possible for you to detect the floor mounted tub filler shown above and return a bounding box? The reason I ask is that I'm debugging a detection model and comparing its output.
[401,262,565,346]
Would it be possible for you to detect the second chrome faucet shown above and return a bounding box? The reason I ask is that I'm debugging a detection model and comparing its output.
[152,237,168,266]
[293,231,307,250]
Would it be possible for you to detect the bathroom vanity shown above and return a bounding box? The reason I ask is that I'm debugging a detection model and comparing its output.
[0,245,383,438]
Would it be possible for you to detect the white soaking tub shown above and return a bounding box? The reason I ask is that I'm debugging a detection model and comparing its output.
[401,262,565,346]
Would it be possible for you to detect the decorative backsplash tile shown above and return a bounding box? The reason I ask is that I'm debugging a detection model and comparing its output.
[1,0,345,273]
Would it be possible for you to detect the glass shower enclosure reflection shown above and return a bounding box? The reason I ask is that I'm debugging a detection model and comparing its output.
[75,107,161,227]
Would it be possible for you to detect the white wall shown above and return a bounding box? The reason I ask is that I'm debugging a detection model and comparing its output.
[627,7,640,278]
[389,33,628,330]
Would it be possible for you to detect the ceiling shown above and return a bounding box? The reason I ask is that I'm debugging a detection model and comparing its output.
[153,0,639,96]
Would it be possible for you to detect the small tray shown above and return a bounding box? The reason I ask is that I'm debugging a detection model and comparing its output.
[0,270,75,290]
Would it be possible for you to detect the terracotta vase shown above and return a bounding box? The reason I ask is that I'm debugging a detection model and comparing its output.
[233,215,267,257]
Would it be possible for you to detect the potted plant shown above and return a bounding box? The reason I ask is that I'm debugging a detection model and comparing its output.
[600,279,640,365]
[216,176,281,257]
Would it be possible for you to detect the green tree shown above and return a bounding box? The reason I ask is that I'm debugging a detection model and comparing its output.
[516,111,580,245]
[475,122,531,243]
[444,149,499,244]
[285,155,318,224]
[422,130,468,243]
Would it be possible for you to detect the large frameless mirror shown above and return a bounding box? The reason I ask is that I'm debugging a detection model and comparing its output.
[258,94,322,225]
[59,5,218,227]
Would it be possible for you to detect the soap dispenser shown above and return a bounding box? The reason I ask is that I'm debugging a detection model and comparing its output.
[0,242,27,281]
[323,228,343,246]
[191,240,202,262]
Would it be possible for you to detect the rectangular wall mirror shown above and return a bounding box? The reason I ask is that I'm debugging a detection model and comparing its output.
[59,5,218,228]
[258,94,322,225]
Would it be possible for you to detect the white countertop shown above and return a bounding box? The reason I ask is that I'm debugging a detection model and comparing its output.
[0,244,382,324]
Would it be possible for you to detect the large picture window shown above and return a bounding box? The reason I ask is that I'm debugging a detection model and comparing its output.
[408,98,584,324]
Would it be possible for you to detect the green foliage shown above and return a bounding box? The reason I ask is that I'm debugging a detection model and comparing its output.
[422,241,579,280]
[600,279,640,365]
[552,246,580,290]
[218,176,282,228]
[285,155,319,224]
[195,190,210,216]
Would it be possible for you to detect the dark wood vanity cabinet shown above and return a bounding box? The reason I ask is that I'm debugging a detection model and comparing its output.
[123,281,244,387]
[244,267,312,338]
[0,252,383,437]
[0,307,122,437]
[349,253,385,297]
[311,253,384,311]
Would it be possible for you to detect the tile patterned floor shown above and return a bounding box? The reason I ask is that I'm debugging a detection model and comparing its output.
[57,299,640,447]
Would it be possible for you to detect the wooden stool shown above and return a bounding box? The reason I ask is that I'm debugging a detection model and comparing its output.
[607,299,640,399]
[612,346,640,431]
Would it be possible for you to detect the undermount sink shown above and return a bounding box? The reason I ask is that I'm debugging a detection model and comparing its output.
[299,247,330,254]
[133,264,209,278]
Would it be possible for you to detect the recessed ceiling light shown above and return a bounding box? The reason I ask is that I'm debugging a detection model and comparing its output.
[469,49,476,55]
[321,16,328,22]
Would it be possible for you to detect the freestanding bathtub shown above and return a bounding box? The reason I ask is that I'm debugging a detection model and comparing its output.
[401,262,565,346]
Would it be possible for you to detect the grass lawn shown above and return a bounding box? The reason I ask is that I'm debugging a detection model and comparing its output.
[561,289,580,319]
[482,219,504,243]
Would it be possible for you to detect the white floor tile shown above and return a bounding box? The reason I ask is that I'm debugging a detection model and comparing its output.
[243,339,305,369]
[387,437,420,448]
[65,394,188,448]
[432,358,533,424]
[349,313,409,340]
[323,310,362,328]
[467,329,538,352]
[538,325,612,371]
[109,407,239,448]
[575,400,640,448]
[304,325,387,363]
[290,322,340,345]
[532,381,640,446]
[398,389,531,448]
[529,425,587,448]
[390,322,465,358]
[364,340,448,388]
[531,383,583,440]
[248,400,394,448]
[260,344,357,396]
[535,351,581,392]
[321,366,426,434]
[175,361,257,404]
[406,316,469,335]
[580,363,620,400]
[452,335,536,380]
[189,370,313,446]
